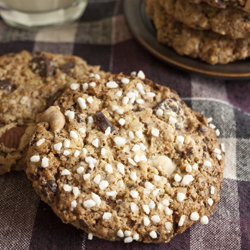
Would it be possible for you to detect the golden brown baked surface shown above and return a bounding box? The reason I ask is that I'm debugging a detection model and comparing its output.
[26,72,224,243]
[188,0,250,13]
[160,0,250,39]
[145,0,250,64]
[0,51,101,175]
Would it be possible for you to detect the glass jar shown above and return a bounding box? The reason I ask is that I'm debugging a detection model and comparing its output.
[0,0,88,30]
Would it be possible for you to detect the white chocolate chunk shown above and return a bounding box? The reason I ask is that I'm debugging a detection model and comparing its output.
[92,193,101,206]
[107,81,118,88]
[36,139,45,146]
[94,174,101,184]
[41,157,49,168]
[61,169,71,175]
[103,212,112,220]
[151,128,159,137]
[30,155,40,162]
[137,70,145,79]
[178,215,186,226]
[117,229,124,237]
[114,137,126,147]
[143,205,150,214]
[177,192,186,202]
[165,222,172,230]
[54,142,62,151]
[70,131,78,139]
[105,164,113,173]
[144,217,150,226]
[117,163,125,175]
[99,180,109,190]
[200,216,209,225]
[190,212,200,221]
[151,215,160,223]
[149,231,157,239]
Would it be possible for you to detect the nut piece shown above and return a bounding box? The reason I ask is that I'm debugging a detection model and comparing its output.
[41,106,65,132]
[0,125,26,149]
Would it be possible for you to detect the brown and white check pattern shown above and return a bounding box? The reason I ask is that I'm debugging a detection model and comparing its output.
[0,0,250,249]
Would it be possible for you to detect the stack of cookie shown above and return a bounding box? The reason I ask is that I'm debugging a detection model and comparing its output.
[145,0,250,64]
[0,51,225,244]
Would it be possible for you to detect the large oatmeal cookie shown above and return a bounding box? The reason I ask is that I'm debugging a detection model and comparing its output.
[0,51,101,174]
[26,72,224,243]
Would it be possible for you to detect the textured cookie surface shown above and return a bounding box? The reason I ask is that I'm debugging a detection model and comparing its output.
[0,51,101,174]
[145,0,250,64]
[26,72,224,243]
[160,0,250,39]
[188,0,250,13]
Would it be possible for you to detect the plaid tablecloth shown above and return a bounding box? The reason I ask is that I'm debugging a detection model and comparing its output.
[0,0,250,249]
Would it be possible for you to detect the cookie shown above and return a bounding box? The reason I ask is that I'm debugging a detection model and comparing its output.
[188,0,250,13]
[160,0,250,39]
[26,72,224,243]
[0,51,101,175]
[145,0,250,64]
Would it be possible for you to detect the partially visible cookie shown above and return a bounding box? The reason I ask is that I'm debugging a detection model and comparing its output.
[160,0,250,39]
[188,0,250,13]
[0,51,102,174]
[26,72,224,243]
[0,122,36,175]
[145,0,250,64]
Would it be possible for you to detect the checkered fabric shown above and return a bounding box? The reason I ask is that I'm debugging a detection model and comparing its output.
[0,0,250,249]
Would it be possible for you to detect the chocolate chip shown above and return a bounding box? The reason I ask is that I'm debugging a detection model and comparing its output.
[175,148,184,156]
[79,219,89,228]
[0,78,14,93]
[135,107,144,112]
[46,88,66,108]
[95,111,115,133]
[175,123,180,131]
[0,126,26,149]
[75,113,85,124]
[31,56,55,77]
[200,128,206,133]
[47,180,57,193]
[203,146,208,152]
[197,124,206,133]
[59,61,76,72]
[186,147,194,156]
[41,187,48,197]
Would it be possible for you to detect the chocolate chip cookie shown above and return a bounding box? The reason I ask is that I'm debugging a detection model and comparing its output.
[26,71,224,243]
[145,0,250,64]
[160,0,250,39]
[0,51,101,175]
